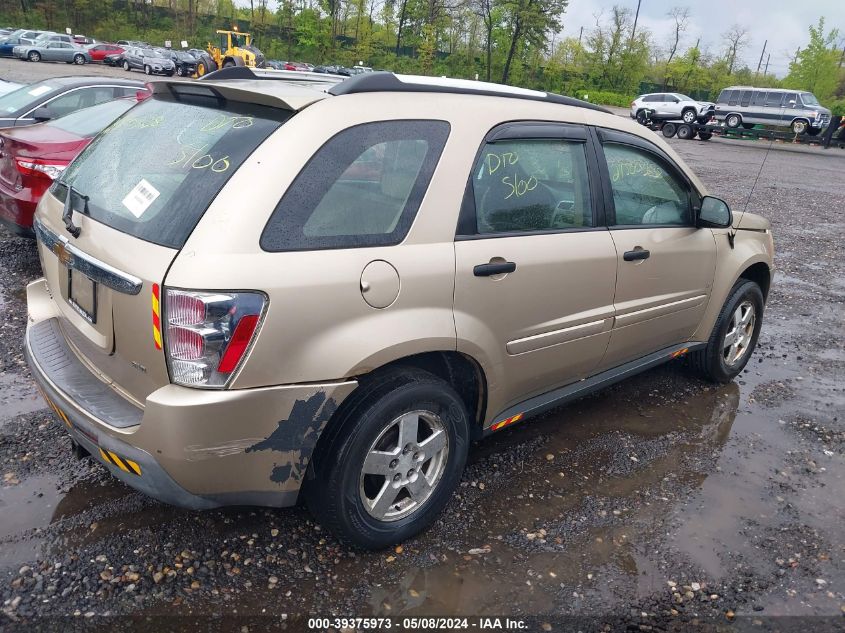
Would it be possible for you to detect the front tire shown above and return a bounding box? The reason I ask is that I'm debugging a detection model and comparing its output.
[689,280,764,383]
[176,65,184,77]
[725,113,741,128]
[306,369,470,549]
[790,119,809,134]
[123,60,130,71]
[73,54,85,65]
[28,51,40,62]
[681,108,697,124]
[144,65,151,75]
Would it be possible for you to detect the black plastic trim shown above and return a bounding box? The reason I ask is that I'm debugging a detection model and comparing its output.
[328,72,612,114]
[27,319,143,429]
[484,342,706,435]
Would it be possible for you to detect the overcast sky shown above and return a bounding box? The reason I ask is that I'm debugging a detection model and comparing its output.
[559,0,845,77]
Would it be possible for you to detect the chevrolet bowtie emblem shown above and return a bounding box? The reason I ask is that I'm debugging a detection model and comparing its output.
[52,241,72,267]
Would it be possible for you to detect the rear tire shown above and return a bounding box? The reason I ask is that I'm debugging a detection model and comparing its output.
[676,123,695,139]
[662,122,677,138]
[688,280,764,383]
[306,369,470,549]
[806,127,821,137]
[725,113,741,128]
[635,109,649,125]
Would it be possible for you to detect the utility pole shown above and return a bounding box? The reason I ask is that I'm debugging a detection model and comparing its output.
[578,26,583,47]
[630,0,642,45]
[839,46,844,69]
[763,52,770,75]
[755,39,767,77]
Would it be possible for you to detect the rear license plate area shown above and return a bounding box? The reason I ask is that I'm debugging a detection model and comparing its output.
[68,267,97,324]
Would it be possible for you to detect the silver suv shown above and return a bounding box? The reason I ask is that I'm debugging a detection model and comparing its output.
[25,71,773,549]
[631,92,714,124]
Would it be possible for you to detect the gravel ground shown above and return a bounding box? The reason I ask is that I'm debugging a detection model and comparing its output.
[0,59,843,631]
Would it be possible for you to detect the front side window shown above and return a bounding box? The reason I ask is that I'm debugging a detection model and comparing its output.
[470,138,593,234]
[602,143,690,226]
[740,90,753,107]
[728,90,740,106]
[801,92,820,106]
[751,91,767,107]
[261,120,450,252]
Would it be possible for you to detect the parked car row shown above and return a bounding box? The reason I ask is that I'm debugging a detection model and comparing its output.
[0,77,149,236]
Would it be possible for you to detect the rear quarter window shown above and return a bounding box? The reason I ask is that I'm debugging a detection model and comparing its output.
[54,94,288,248]
[260,120,450,252]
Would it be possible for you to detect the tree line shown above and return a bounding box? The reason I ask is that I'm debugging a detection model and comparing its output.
[1,1,843,111]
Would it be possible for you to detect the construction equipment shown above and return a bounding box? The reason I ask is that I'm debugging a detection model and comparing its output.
[198,28,265,77]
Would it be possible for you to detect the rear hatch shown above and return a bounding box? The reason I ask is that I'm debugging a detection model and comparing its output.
[34,84,293,406]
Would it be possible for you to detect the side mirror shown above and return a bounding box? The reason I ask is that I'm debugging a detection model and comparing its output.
[697,196,732,228]
[673,97,680,103]
[31,106,52,122]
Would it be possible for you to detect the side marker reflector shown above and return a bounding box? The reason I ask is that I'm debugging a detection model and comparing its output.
[491,412,524,432]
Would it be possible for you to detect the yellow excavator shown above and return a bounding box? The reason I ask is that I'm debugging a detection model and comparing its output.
[197,29,266,76]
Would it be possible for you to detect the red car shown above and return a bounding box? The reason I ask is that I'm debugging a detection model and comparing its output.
[0,96,143,236]
[86,43,124,62]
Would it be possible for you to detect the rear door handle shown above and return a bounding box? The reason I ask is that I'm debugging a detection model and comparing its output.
[623,248,650,261]
[474,261,517,277]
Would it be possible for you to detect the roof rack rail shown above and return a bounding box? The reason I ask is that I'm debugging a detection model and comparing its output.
[199,66,344,84]
[327,72,612,114]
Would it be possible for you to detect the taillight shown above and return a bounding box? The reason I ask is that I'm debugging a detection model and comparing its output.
[16,159,68,181]
[162,289,266,388]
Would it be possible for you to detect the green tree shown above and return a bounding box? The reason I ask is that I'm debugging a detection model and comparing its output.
[784,17,840,101]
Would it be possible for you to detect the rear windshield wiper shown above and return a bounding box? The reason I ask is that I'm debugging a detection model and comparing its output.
[60,182,89,239]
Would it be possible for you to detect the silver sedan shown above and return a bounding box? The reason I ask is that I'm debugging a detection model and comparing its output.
[14,41,91,64]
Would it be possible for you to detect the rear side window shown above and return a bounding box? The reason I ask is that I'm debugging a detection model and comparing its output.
[55,94,288,248]
[261,120,449,252]
[470,139,593,233]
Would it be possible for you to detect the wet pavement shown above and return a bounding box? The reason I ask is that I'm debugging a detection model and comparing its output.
[0,115,843,631]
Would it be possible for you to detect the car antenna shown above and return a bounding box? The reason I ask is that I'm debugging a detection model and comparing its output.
[729,100,786,248]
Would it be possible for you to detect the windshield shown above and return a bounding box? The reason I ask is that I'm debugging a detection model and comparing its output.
[675,94,693,102]
[55,95,289,248]
[0,81,55,115]
[800,93,820,106]
[47,99,135,137]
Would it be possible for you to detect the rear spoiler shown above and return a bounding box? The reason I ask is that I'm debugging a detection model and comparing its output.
[149,77,330,111]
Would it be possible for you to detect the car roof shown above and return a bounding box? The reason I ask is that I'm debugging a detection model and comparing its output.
[194,69,612,115]
[47,76,144,87]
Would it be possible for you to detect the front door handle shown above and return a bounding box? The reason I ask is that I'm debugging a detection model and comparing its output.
[474,261,517,277]
[623,248,650,261]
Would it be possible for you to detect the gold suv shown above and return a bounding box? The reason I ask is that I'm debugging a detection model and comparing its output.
[25,72,774,548]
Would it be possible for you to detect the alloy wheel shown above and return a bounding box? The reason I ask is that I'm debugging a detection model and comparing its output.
[723,300,755,366]
[358,410,449,522]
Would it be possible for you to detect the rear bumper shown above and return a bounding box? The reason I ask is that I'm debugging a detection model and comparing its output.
[25,278,357,509]
[0,183,38,235]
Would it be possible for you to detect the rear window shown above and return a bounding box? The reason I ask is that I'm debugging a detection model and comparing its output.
[260,120,450,252]
[47,98,133,137]
[0,80,56,114]
[54,94,288,249]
